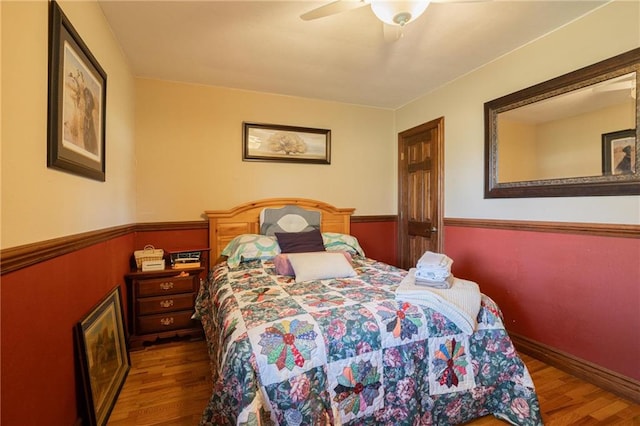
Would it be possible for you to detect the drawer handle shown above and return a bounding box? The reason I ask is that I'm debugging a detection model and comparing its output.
[159,281,174,290]
[160,299,174,308]
[160,317,174,326]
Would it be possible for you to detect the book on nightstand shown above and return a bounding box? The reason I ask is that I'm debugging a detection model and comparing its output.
[166,248,210,269]
[171,259,201,269]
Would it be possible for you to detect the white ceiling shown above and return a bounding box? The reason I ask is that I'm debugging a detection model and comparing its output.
[97,0,609,109]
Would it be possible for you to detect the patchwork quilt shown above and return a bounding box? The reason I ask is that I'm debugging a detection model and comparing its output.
[195,256,542,425]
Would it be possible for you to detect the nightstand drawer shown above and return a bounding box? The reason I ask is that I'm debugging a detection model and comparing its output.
[136,293,195,315]
[137,275,194,297]
[125,266,205,350]
[136,310,198,334]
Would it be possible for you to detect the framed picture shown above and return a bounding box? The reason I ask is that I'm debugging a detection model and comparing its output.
[48,1,107,181]
[243,122,331,164]
[75,286,129,426]
[602,129,636,175]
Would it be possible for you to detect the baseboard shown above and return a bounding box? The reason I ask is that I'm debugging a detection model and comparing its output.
[510,332,640,404]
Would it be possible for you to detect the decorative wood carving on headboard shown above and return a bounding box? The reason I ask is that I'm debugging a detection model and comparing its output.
[204,198,355,269]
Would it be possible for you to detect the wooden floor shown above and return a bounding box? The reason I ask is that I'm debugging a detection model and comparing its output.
[108,339,640,425]
[108,340,212,425]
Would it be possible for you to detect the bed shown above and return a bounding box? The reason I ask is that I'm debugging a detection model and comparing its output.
[195,198,542,425]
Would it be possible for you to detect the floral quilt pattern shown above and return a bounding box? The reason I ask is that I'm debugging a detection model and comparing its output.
[195,257,542,426]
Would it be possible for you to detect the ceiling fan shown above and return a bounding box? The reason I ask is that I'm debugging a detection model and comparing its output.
[301,0,487,41]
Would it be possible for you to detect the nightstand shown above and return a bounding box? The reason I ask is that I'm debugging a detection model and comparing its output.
[125,267,204,350]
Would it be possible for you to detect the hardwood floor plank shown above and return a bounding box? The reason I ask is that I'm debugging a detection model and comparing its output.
[591,400,634,421]
[108,341,640,425]
[109,340,212,426]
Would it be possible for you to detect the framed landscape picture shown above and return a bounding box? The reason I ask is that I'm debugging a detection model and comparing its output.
[243,122,331,164]
[75,286,129,426]
[48,1,107,181]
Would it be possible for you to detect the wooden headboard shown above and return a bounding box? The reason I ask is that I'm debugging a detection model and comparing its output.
[205,198,355,269]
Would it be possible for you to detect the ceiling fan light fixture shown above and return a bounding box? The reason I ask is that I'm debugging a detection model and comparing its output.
[370,1,430,27]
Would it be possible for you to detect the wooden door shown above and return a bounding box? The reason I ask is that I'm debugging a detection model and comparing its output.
[397,117,444,269]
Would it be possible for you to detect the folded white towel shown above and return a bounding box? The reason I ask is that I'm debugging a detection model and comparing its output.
[396,269,481,334]
[415,267,450,282]
[416,251,453,270]
[415,251,453,282]
[415,275,453,289]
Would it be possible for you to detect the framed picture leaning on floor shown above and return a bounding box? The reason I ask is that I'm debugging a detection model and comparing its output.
[75,286,129,426]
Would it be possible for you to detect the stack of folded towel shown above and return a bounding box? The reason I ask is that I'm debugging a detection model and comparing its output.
[394,251,482,334]
[415,251,453,289]
[395,269,481,335]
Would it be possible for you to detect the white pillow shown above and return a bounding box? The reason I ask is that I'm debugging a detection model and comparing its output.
[287,252,357,283]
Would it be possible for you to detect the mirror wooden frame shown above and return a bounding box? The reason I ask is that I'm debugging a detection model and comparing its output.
[484,48,640,198]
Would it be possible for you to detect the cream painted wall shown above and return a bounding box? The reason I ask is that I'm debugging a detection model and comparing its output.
[499,102,633,182]
[1,0,136,249]
[396,0,640,224]
[497,120,538,182]
[135,79,396,221]
[536,102,634,179]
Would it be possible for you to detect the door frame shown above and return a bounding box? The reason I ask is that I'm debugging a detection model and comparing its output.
[397,117,445,267]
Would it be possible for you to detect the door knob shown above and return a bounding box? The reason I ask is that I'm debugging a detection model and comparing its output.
[431,227,438,233]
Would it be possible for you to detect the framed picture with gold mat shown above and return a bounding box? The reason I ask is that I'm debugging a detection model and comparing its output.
[75,286,130,426]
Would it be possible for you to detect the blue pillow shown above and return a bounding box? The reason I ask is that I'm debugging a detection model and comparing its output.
[221,234,281,268]
[322,232,365,256]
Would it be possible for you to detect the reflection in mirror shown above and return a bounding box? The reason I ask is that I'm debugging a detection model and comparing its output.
[485,48,640,198]
[497,72,636,183]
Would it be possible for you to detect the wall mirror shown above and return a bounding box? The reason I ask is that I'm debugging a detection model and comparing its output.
[484,48,640,198]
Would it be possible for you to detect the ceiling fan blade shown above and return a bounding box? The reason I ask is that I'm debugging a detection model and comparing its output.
[300,0,368,21]
[593,74,636,92]
[593,81,635,92]
[382,23,402,42]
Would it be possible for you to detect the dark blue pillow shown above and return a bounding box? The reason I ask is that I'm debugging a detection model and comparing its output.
[275,229,326,253]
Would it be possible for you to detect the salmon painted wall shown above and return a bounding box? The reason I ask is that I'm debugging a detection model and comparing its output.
[444,225,640,381]
[133,227,210,269]
[132,222,398,270]
[0,222,390,425]
[1,235,134,425]
[351,220,398,267]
